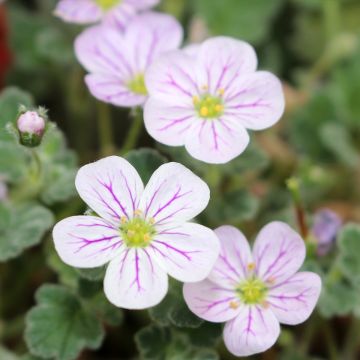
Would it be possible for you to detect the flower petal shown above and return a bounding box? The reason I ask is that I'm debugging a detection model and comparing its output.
[150,223,220,282]
[85,73,146,107]
[183,280,240,323]
[54,0,101,24]
[223,305,280,357]
[75,156,144,225]
[224,71,285,130]
[184,115,250,164]
[126,0,160,10]
[268,272,322,325]
[253,222,306,285]
[53,216,123,268]
[196,37,257,94]
[102,3,136,29]
[125,12,183,73]
[145,51,198,105]
[208,226,253,289]
[104,247,168,309]
[75,25,132,77]
[144,98,196,146]
[140,162,209,224]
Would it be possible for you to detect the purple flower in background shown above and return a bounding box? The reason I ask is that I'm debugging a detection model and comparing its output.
[184,222,321,357]
[54,0,159,28]
[75,12,183,108]
[144,37,285,164]
[312,209,342,256]
[53,156,219,309]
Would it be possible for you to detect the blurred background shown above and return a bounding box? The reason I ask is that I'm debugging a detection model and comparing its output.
[1,0,360,359]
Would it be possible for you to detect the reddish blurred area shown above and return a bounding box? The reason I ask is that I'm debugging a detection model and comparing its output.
[0,4,12,88]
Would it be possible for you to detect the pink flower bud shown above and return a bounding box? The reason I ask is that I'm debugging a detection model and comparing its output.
[17,111,46,147]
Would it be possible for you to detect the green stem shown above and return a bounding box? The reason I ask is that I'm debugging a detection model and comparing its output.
[323,320,339,360]
[342,318,360,359]
[31,149,42,180]
[97,102,114,156]
[121,108,143,154]
[323,0,340,41]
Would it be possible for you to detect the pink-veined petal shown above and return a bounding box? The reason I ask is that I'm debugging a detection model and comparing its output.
[125,0,160,10]
[223,305,280,357]
[85,73,146,107]
[144,98,196,146]
[196,37,257,95]
[184,115,250,164]
[75,156,144,225]
[104,247,168,309]
[54,0,101,24]
[75,25,133,77]
[53,216,123,268]
[150,222,220,282]
[102,2,136,29]
[140,162,209,225]
[125,12,183,73]
[208,226,253,289]
[268,271,322,325]
[253,222,306,285]
[183,280,240,323]
[224,71,285,130]
[145,51,198,105]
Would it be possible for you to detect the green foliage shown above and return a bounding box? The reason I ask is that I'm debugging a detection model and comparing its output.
[149,281,203,328]
[0,202,53,262]
[135,325,219,360]
[194,0,284,44]
[25,285,105,360]
[125,148,168,183]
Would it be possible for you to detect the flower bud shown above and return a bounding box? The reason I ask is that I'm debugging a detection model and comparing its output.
[17,110,46,147]
[312,209,342,256]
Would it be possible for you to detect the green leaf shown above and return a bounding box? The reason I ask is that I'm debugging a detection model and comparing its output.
[338,224,360,285]
[25,284,104,360]
[125,148,167,183]
[320,123,359,167]
[206,189,259,225]
[318,280,358,318]
[194,0,284,44]
[149,281,203,329]
[0,346,19,360]
[136,325,172,360]
[0,202,54,262]
[0,87,34,134]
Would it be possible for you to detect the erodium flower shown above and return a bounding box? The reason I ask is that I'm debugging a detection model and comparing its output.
[144,37,285,164]
[75,12,183,107]
[184,222,321,357]
[53,156,219,309]
[54,0,159,28]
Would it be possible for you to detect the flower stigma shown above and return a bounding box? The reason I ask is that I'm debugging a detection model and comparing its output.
[127,74,148,96]
[236,278,268,305]
[193,90,224,119]
[95,0,121,11]
[120,211,156,248]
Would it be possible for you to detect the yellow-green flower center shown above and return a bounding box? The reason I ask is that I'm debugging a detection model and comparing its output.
[193,92,224,119]
[236,278,268,305]
[127,74,148,96]
[120,215,156,248]
[95,0,120,11]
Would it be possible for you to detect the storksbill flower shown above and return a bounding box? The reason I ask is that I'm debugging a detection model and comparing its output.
[144,37,285,164]
[184,222,321,357]
[75,12,183,108]
[53,156,219,309]
[54,0,159,28]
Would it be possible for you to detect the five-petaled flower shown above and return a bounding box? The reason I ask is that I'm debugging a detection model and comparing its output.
[184,222,321,357]
[144,36,285,164]
[75,12,183,108]
[53,156,220,309]
[54,0,159,28]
